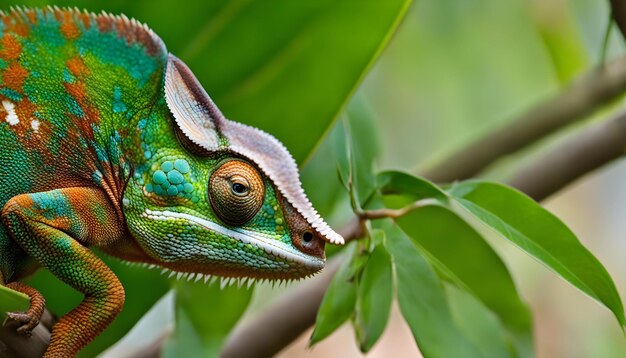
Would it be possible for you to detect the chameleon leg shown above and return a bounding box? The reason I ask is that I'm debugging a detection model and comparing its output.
[1,188,125,357]
[4,281,45,335]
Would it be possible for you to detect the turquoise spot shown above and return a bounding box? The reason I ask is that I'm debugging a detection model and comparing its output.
[161,181,171,189]
[183,183,194,193]
[177,192,185,198]
[145,184,153,193]
[63,69,75,83]
[113,86,128,113]
[91,170,103,185]
[174,159,190,174]
[191,196,199,203]
[161,161,174,172]
[0,88,22,101]
[93,143,108,162]
[167,186,179,196]
[153,170,167,185]
[154,186,164,195]
[144,151,152,159]
[67,96,85,117]
[177,184,184,191]
[167,170,184,185]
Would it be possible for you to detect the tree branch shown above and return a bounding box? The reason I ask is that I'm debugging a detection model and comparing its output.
[421,55,626,183]
[507,110,626,201]
[222,258,342,358]
[0,309,54,357]
[221,111,626,357]
[221,220,363,358]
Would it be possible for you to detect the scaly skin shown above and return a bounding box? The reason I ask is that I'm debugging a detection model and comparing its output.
[0,7,342,357]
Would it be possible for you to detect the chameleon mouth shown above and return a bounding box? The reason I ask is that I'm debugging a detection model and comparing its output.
[141,209,325,271]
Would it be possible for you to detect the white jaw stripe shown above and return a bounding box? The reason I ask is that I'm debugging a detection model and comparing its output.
[141,209,325,270]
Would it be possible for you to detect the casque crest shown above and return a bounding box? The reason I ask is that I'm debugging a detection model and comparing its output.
[164,55,344,245]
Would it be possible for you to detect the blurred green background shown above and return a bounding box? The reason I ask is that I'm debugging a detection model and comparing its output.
[0,0,624,357]
[301,0,626,357]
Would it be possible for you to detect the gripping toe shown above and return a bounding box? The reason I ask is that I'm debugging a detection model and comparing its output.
[3,282,45,337]
[5,311,39,336]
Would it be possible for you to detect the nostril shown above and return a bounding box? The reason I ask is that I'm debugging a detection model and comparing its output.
[291,228,325,259]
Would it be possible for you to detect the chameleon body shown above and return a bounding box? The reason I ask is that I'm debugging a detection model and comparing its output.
[0,7,343,357]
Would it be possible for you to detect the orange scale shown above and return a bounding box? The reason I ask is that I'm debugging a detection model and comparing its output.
[24,9,38,25]
[66,56,89,78]
[2,62,28,91]
[0,34,22,61]
[1,16,29,38]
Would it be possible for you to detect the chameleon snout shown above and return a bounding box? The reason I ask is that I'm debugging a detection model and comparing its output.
[280,197,326,262]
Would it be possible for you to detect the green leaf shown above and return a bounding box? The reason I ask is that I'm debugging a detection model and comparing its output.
[180,0,412,164]
[377,171,447,203]
[384,224,483,358]
[445,284,512,358]
[533,3,587,84]
[310,244,358,345]
[301,95,379,217]
[346,96,379,203]
[342,95,381,206]
[300,125,349,218]
[449,181,626,327]
[353,232,393,352]
[396,205,532,357]
[163,281,254,357]
[0,284,29,314]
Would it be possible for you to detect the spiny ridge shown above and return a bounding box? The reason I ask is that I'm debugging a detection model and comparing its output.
[125,261,313,290]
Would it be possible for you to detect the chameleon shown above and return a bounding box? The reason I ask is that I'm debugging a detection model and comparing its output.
[0,6,344,357]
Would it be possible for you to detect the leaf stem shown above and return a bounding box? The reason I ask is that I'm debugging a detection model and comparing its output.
[357,198,438,220]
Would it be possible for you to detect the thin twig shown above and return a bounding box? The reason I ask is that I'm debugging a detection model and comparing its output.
[357,198,438,220]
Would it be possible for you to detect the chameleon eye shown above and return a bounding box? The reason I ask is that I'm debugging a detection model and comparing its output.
[231,181,249,196]
[209,160,265,226]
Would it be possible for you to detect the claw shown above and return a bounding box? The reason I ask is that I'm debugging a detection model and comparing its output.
[4,311,39,337]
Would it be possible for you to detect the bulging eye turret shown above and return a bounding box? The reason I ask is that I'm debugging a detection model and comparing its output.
[209,160,264,226]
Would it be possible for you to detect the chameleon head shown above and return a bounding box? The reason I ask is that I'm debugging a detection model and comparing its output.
[122,55,344,280]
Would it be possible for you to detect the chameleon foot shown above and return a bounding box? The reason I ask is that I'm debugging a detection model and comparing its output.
[4,311,39,336]
[3,282,45,336]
